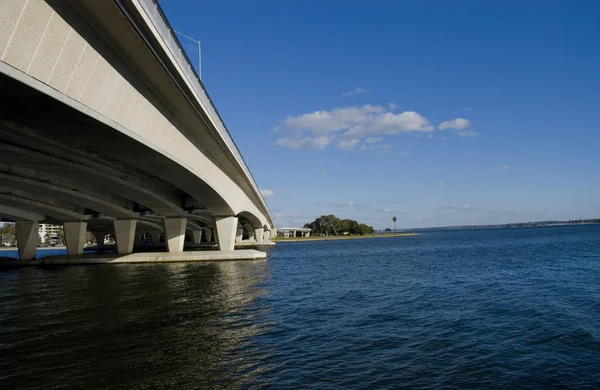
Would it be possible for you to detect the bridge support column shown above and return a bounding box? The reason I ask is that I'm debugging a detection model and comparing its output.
[192,230,203,244]
[215,216,238,251]
[16,221,38,260]
[264,230,271,241]
[235,226,243,243]
[205,228,212,243]
[114,220,137,254]
[92,232,105,249]
[254,228,264,243]
[151,232,161,247]
[247,228,255,241]
[64,222,87,256]
[164,218,186,253]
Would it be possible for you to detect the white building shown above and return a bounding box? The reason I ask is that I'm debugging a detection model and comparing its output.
[39,224,63,243]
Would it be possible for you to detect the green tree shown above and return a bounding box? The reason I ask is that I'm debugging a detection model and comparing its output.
[304,215,373,236]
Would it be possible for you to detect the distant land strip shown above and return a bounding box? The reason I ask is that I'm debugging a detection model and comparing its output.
[273,233,419,243]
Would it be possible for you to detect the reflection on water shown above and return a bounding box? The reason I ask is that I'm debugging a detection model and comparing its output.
[2,226,600,388]
[0,260,271,388]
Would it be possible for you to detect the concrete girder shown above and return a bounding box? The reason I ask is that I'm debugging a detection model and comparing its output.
[0,193,89,221]
[238,211,264,229]
[0,204,45,222]
[0,142,186,217]
[0,121,184,210]
[187,212,215,228]
[185,220,204,231]
[0,170,137,218]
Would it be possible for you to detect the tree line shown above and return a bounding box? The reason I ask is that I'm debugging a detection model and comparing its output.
[303,215,374,236]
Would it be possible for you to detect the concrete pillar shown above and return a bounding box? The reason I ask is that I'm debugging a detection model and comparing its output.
[151,232,161,247]
[254,227,264,243]
[64,221,87,256]
[164,218,186,253]
[247,228,255,241]
[16,221,38,260]
[264,230,271,241]
[215,216,238,251]
[92,232,105,249]
[235,227,243,243]
[113,219,137,254]
[192,229,203,244]
[205,228,212,243]
[138,232,145,244]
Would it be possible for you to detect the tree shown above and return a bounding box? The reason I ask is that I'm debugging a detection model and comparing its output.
[392,216,397,233]
[304,215,374,236]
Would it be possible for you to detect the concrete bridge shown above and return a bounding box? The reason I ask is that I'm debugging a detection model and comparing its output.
[0,0,275,260]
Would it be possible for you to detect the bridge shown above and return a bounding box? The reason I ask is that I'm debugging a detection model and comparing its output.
[0,0,275,261]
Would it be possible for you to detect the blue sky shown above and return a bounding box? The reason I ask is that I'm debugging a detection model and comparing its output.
[160,0,600,229]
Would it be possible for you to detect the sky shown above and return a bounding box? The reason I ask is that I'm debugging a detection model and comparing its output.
[159,0,600,230]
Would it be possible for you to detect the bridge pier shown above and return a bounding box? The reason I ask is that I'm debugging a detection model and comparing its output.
[16,221,38,260]
[114,220,137,254]
[164,218,186,252]
[235,226,243,243]
[254,228,264,243]
[92,232,105,249]
[64,222,87,256]
[215,216,238,251]
[151,232,161,247]
[192,229,203,244]
[204,228,213,243]
[264,230,271,241]
[247,227,255,241]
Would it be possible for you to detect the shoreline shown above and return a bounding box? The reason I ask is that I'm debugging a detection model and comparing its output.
[0,246,67,251]
[273,233,419,243]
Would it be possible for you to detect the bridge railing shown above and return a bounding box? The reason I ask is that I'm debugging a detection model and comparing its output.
[136,0,270,220]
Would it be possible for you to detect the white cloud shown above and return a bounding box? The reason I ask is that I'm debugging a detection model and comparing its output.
[274,104,434,150]
[365,137,383,144]
[436,181,444,187]
[325,200,355,207]
[438,118,471,130]
[342,87,365,96]
[457,130,478,137]
[502,165,509,169]
[338,139,360,150]
[260,188,274,198]
[448,204,470,210]
[461,107,474,111]
[274,136,333,150]
[274,212,305,218]
[388,102,398,110]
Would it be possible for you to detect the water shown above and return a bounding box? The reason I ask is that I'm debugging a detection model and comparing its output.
[1,225,600,388]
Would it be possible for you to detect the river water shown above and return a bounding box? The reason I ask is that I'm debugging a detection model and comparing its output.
[1,225,600,388]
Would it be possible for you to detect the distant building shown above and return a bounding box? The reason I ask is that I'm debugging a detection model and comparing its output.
[39,224,62,244]
[0,233,15,246]
[277,227,311,238]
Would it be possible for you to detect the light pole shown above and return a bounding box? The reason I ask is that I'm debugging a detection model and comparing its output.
[392,216,397,233]
[174,30,201,79]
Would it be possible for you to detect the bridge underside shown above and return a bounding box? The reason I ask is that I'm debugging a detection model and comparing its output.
[0,73,268,259]
[0,0,274,260]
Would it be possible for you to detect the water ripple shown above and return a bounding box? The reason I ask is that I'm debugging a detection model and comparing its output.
[1,226,600,388]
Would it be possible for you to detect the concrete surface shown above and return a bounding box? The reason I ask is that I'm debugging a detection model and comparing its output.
[0,250,266,266]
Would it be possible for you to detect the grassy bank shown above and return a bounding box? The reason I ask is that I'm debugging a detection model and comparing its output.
[272,233,419,243]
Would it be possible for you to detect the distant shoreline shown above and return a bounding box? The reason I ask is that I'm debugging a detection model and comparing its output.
[273,233,419,243]
[0,246,67,251]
